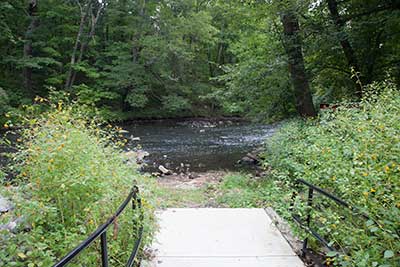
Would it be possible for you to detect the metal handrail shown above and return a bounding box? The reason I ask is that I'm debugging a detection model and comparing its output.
[290,179,375,256]
[53,186,144,267]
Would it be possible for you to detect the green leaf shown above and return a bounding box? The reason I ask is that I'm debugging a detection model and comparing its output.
[384,250,394,258]
[370,227,379,233]
[366,220,374,227]
[326,251,338,257]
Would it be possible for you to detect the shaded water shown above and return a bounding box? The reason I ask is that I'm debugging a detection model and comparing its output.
[121,120,277,172]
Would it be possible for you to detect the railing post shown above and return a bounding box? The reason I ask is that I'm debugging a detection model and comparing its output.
[302,187,314,256]
[100,231,109,267]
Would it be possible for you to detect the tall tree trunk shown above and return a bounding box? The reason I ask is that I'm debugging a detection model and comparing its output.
[132,0,146,63]
[65,1,90,90]
[281,11,316,117]
[23,0,39,97]
[69,3,103,88]
[327,0,363,98]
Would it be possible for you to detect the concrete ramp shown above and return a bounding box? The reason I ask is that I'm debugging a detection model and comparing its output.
[147,208,304,267]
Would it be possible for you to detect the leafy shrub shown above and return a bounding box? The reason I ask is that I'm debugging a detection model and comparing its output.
[162,95,191,113]
[0,102,154,266]
[262,81,399,266]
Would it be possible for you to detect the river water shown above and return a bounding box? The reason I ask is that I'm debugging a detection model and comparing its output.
[121,120,277,172]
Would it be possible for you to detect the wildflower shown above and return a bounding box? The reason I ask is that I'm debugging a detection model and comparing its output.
[49,158,54,163]
[362,172,368,177]
[3,124,9,129]
[57,144,65,151]
[384,165,390,173]
[370,188,376,193]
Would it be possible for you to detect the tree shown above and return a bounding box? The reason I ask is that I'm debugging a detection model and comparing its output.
[65,0,104,90]
[280,9,316,117]
[23,0,39,96]
[327,0,363,98]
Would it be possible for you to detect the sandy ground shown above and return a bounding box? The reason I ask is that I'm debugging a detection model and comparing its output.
[155,171,226,190]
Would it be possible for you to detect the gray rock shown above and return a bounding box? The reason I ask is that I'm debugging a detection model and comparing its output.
[130,136,140,141]
[158,165,172,175]
[0,216,26,233]
[0,195,14,213]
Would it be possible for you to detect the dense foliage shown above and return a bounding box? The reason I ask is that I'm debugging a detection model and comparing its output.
[262,81,399,266]
[1,0,399,121]
[0,103,154,266]
[211,81,399,266]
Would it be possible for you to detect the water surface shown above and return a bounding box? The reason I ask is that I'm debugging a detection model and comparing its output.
[121,120,276,172]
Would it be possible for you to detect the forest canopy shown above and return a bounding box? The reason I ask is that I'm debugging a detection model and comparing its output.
[1,0,399,121]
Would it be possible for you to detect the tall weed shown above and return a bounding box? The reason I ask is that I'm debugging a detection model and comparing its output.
[1,102,154,266]
[263,81,399,266]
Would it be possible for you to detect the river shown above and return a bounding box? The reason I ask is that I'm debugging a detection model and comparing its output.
[121,119,277,172]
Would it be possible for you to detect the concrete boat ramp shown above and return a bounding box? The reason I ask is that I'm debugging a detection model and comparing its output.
[145,208,304,267]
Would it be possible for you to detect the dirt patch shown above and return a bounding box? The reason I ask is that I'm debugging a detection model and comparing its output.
[156,171,225,190]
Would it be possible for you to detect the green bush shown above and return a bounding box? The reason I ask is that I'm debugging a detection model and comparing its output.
[263,81,400,266]
[0,103,154,266]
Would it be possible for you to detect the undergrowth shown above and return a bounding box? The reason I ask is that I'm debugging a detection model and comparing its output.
[0,100,155,266]
[214,81,400,266]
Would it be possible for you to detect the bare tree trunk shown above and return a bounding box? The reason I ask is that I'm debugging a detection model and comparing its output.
[23,0,39,97]
[69,2,104,88]
[281,11,316,118]
[65,1,91,90]
[327,0,363,98]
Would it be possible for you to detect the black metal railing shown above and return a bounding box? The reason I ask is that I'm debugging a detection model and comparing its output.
[53,186,144,267]
[290,179,376,256]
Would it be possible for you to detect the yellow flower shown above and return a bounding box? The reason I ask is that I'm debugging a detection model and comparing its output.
[384,165,390,173]
[362,172,368,177]
[3,124,9,129]
[370,188,376,193]
[49,158,54,163]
